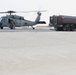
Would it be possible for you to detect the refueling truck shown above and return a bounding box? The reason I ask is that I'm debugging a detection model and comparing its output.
[49,15,76,31]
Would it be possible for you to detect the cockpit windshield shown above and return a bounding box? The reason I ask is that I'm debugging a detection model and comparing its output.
[0,18,2,22]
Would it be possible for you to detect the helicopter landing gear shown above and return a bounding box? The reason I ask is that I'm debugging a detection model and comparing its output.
[0,23,3,29]
[31,26,35,29]
[1,26,3,29]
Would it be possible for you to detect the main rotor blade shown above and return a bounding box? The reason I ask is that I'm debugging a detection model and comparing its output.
[0,12,7,13]
[0,10,47,14]
[15,10,47,13]
[0,11,16,14]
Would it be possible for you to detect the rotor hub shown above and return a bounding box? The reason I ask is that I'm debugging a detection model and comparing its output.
[37,12,41,16]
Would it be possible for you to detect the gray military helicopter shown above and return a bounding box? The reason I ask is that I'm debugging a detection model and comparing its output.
[0,10,46,29]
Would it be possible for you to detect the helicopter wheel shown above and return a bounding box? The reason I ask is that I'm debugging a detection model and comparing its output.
[1,26,3,29]
[0,23,3,29]
[33,28,35,29]
[31,26,35,29]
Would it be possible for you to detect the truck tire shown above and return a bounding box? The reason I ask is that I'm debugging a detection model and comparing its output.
[54,27,59,31]
[63,25,70,31]
[55,27,63,31]
[70,25,75,31]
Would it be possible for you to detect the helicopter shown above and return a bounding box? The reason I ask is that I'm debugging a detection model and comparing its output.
[0,10,46,29]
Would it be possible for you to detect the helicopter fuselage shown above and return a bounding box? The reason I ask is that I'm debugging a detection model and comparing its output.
[0,11,46,29]
[0,15,35,28]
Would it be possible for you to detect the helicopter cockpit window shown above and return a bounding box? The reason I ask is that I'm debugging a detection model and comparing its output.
[0,18,2,22]
[19,17,24,20]
[19,17,21,20]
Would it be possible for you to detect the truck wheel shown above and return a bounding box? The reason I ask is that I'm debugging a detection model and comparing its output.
[63,25,70,31]
[60,27,63,31]
[70,25,75,31]
[55,27,63,31]
[54,27,59,31]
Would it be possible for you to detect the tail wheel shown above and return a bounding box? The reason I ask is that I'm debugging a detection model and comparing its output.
[31,26,35,29]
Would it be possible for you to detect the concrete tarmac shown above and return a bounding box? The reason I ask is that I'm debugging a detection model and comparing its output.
[0,28,76,75]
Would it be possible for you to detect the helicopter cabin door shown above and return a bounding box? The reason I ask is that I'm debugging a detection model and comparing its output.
[19,17,25,26]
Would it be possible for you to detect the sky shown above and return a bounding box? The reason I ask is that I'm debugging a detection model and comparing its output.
[0,0,76,24]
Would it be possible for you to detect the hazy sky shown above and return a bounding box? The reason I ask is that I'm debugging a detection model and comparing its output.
[0,0,76,23]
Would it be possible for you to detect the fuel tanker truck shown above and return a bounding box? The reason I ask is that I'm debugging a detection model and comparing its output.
[49,15,76,31]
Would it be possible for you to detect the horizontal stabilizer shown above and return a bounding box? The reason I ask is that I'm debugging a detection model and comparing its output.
[38,21,46,24]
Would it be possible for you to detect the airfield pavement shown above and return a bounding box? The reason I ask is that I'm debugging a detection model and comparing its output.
[0,27,76,75]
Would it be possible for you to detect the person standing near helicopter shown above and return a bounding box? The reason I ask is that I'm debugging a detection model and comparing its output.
[8,19,15,29]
